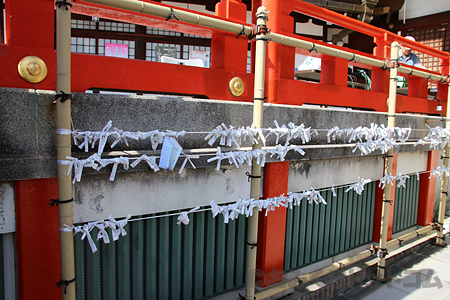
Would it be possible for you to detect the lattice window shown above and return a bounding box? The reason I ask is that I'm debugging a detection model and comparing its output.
[71,37,96,54]
[145,42,181,61]
[406,24,450,73]
[98,21,135,33]
[146,27,182,37]
[71,19,96,30]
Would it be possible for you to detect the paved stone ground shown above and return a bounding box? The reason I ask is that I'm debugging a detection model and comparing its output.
[332,228,450,300]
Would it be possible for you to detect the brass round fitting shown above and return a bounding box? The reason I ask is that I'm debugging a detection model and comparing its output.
[18,56,48,83]
[229,77,245,97]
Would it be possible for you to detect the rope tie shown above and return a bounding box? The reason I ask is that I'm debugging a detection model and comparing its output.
[55,90,72,103]
[165,7,179,21]
[246,172,261,182]
[49,198,74,207]
[55,277,76,294]
[309,42,318,53]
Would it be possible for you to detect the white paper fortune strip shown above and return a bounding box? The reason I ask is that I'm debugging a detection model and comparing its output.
[177,206,200,225]
[327,124,411,155]
[414,125,450,150]
[69,214,131,253]
[345,177,372,195]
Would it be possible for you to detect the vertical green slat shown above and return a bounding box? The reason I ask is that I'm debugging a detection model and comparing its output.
[85,228,100,300]
[158,216,170,300]
[402,180,409,230]
[284,207,293,271]
[316,198,326,261]
[310,203,320,263]
[131,220,144,300]
[193,212,205,299]
[328,189,338,256]
[393,186,400,233]
[182,219,194,300]
[297,200,308,267]
[74,233,84,300]
[234,216,246,287]
[204,212,216,297]
[360,188,368,244]
[345,192,353,250]
[170,216,182,300]
[413,175,419,225]
[145,218,157,299]
[340,191,348,252]
[334,188,344,254]
[354,193,362,248]
[303,201,314,265]
[291,205,301,268]
[100,234,115,300]
[406,177,413,228]
[215,216,226,294]
[117,226,130,300]
[349,192,358,249]
[322,191,332,258]
[368,183,375,241]
[225,218,236,290]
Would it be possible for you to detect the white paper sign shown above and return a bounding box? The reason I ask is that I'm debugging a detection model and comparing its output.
[159,137,182,171]
[189,49,210,68]
[105,43,128,58]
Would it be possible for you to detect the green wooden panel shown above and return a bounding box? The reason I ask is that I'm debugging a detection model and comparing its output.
[304,201,314,265]
[393,174,420,234]
[116,226,130,300]
[182,219,194,300]
[284,206,293,270]
[234,216,246,287]
[290,203,301,268]
[74,232,84,300]
[285,182,377,272]
[85,228,100,300]
[225,218,236,291]
[322,191,332,259]
[145,218,157,299]
[215,217,226,293]
[193,213,205,299]
[131,220,144,300]
[100,236,115,299]
[297,199,308,267]
[328,190,337,257]
[170,216,182,300]
[204,212,216,297]
[310,202,320,262]
[334,188,344,255]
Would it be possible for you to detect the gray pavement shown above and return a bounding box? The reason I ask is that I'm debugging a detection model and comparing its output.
[333,226,450,300]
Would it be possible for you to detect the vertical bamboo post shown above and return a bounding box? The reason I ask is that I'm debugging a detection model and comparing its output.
[56,1,76,299]
[245,6,268,300]
[436,74,450,246]
[377,41,400,281]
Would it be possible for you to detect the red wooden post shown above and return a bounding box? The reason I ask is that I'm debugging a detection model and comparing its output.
[212,0,248,73]
[373,153,398,241]
[15,178,61,300]
[265,0,295,104]
[256,161,289,287]
[320,56,348,87]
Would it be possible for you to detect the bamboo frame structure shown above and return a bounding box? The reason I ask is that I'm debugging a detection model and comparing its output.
[436,65,450,247]
[377,41,400,281]
[56,1,76,299]
[245,7,268,299]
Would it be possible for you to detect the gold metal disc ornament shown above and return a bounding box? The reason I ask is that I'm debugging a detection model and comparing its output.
[18,56,48,83]
[229,77,245,97]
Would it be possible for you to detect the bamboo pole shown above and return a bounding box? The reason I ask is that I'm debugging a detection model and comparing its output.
[376,41,400,281]
[436,68,450,247]
[245,7,268,300]
[82,0,447,83]
[81,0,253,36]
[385,225,433,249]
[56,1,76,299]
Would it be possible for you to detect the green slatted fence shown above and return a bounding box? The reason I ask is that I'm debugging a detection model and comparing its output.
[74,209,248,300]
[284,182,376,271]
[0,236,3,300]
[393,174,420,234]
